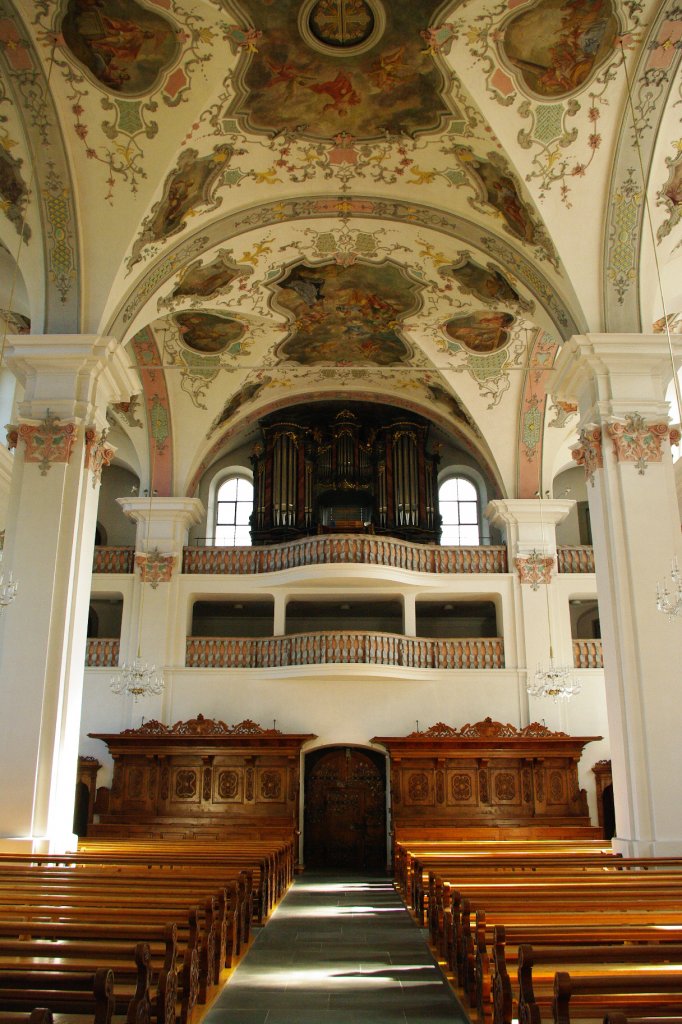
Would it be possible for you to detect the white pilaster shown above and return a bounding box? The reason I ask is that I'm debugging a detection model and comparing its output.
[0,335,139,851]
[554,333,682,856]
[486,498,574,728]
[116,497,204,717]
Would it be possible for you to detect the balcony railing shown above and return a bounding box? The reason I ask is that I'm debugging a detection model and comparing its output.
[557,546,595,573]
[185,633,505,669]
[573,638,603,669]
[93,547,135,574]
[86,638,120,667]
[183,537,508,575]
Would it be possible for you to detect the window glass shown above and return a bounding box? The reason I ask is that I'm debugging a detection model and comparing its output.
[439,475,480,545]
[215,476,253,546]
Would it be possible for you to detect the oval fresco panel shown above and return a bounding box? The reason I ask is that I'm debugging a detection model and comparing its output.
[174,312,245,355]
[502,0,618,98]
[274,261,418,366]
[445,312,515,354]
[61,0,180,95]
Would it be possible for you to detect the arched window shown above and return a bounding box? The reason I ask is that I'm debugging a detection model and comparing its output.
[439,476,480,545]
[215,475,254,546]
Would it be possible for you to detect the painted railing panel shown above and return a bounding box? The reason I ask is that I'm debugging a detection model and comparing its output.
[185,633,505,669]
[573,638,603,668]
[183,538,508,575]
[557,546,595,573]
[86,638,120,667]
[93,547,135,574]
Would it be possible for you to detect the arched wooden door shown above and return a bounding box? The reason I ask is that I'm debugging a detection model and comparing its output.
[304,746,386,871]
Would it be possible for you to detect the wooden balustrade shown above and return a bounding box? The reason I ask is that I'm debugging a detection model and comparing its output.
[183,537,508,575]
[85,637,120,667]
[92,546,135,573]
[185,633,505,669]
[573,638,603,668]
[557,546,595,573]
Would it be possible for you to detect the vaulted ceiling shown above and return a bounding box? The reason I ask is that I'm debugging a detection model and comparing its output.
[0,0,680,499]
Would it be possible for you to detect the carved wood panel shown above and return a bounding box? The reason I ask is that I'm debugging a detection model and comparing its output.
[373,718,600,830]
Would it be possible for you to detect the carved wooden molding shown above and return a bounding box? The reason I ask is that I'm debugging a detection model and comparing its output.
[605,414,669,475]
[514,551,554,590]
[135,548,176,588]
[571,425,603,486]
[407,717,569,740]
[118,714,282,737]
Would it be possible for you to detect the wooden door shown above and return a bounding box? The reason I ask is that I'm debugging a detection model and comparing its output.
[304,747,386,871]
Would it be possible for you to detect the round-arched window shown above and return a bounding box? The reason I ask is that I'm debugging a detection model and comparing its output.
[439,476,480,545]
[215,475,254,546]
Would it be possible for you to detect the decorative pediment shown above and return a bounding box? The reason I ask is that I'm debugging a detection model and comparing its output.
[119,713,282,737]
[407,716,568,739]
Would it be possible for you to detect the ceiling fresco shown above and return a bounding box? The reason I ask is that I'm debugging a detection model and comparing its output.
[0,0,680,498]
[272,261,419,366]
[61,0,180,94]
[500,0,620,99]
[228,0,454,140]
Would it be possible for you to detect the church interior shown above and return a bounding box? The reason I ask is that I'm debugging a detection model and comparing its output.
[0,0,681,1018]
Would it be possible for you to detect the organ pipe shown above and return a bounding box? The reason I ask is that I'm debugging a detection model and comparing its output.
[250,407,441,545]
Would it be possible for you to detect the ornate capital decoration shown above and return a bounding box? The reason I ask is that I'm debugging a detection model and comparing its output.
[514,550,554,590]
[84,428,115,488]
[6,427,18,451]
[571,424,603,487]
[135,547,176,589]
[669,427,681,448]
[605,413,669,475]
[17,412,77,476]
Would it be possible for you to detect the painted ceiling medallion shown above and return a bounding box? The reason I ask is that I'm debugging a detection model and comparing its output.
[229,0,451,141]
[500,0,619,99]
[300,0,384,56]
[61,0,180,95]
[273,261,419,366]
[174,311,245,355]
[444,311,515,355]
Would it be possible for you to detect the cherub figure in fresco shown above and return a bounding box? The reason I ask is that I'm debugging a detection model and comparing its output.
[308,71,361,115]
[263,57,314,97]
[368,47,406,91]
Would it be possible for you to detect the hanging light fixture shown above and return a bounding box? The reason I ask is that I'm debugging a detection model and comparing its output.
[657,557,682,621]
[110,656,164,702]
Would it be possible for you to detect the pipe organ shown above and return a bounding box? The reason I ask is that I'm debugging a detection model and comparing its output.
[250,407,441,545]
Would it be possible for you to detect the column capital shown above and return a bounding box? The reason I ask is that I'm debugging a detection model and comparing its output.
[485,498,573,572]
[5,334,140,430]
[485,498,574,531]
[552,333,682,425]
[117,496,205,554]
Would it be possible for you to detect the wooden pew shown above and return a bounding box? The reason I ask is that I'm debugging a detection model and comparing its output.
[0,965,117,1024]
[552,969,682,1024]
[517,944,682,1024]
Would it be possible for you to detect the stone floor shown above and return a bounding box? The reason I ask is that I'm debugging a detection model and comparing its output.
[203,873,470,1024]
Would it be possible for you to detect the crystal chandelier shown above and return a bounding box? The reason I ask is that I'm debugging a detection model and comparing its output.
[0,542,18,609]
[110,657,164,702]
[657,557,682,620]
[528,658,582,702]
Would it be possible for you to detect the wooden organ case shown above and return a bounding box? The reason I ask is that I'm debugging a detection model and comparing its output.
[250,406,440,545]
[88,716,315,840]
[372,718,601,831]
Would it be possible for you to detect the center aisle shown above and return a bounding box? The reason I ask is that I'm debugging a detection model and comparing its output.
[204,873,470,1024]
